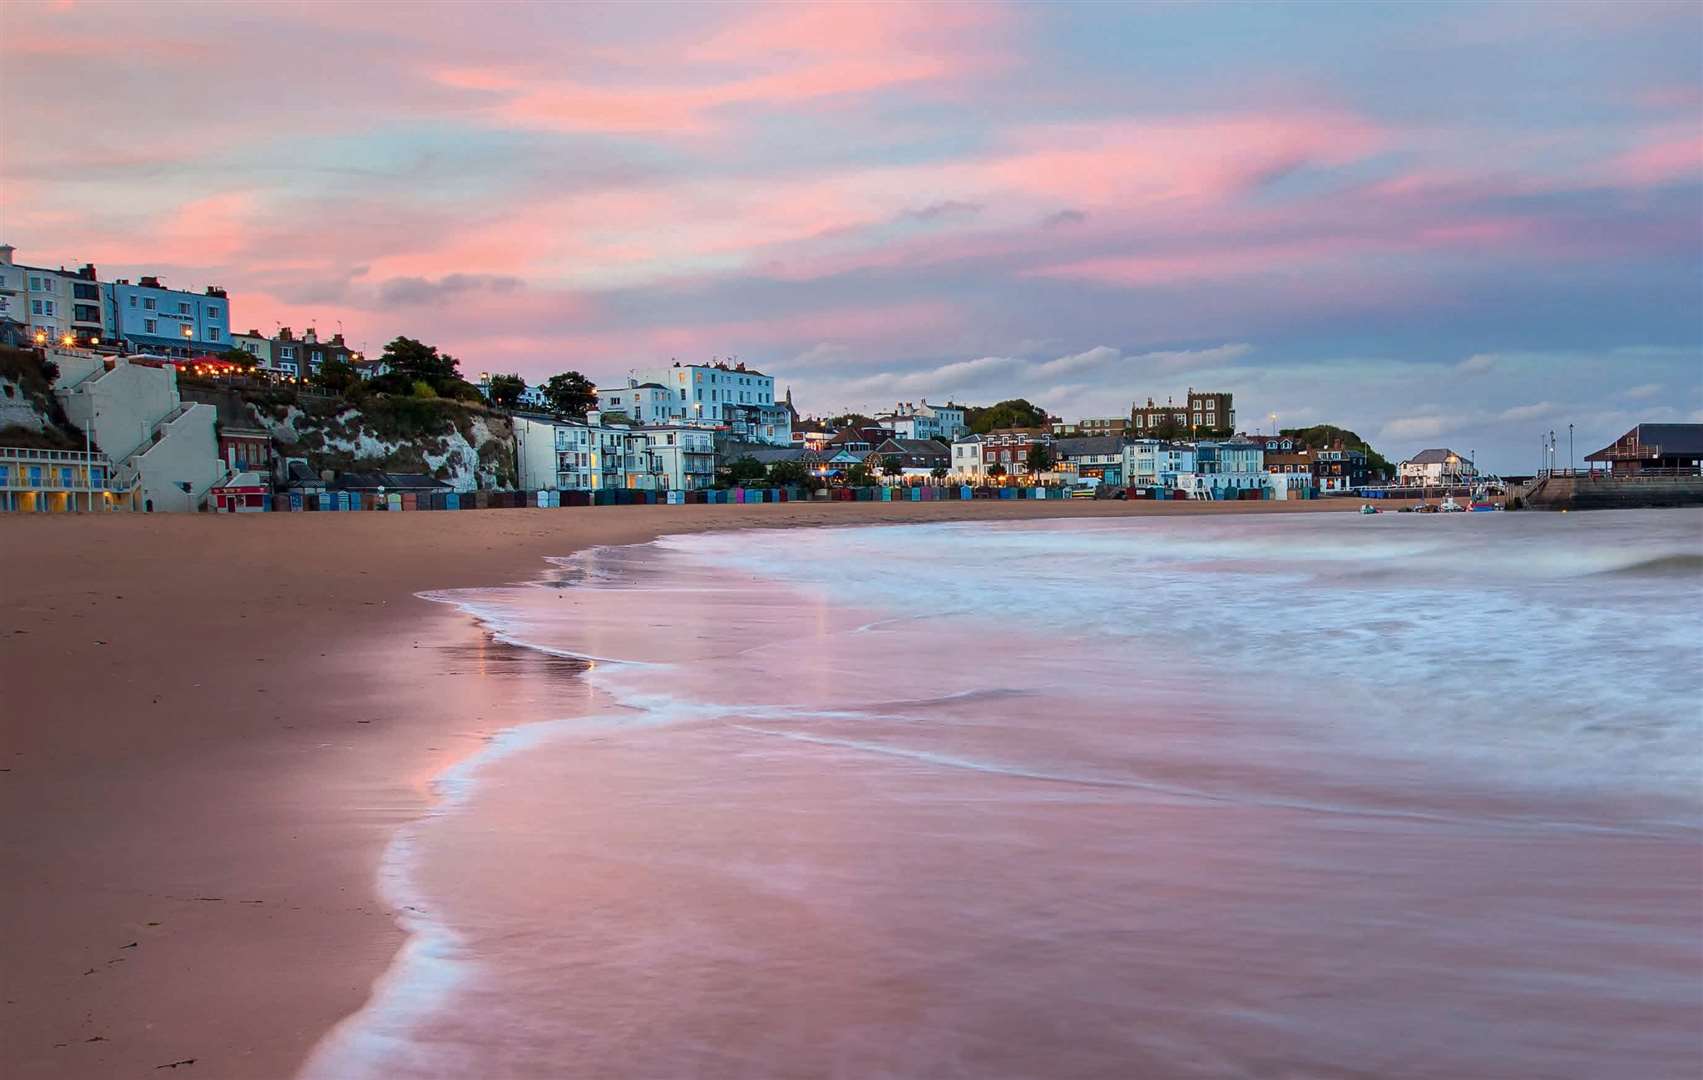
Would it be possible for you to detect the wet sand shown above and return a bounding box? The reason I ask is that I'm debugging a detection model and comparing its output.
[0,497,1374,1078]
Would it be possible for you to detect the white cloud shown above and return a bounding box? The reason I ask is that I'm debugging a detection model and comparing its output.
[1382,415,1451,440]
[1622,383,1663,399]
[1456,353,1497,374]
[790,342,853,370]
[1033,346,1121,377]
[1144,342,1254,371]
[1498,401,1556,422]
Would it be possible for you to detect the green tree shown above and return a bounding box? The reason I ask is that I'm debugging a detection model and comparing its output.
[541,371,597,418]
[986,462,1007,480]
[881,454,904,481]
[1151,415,1185,441]
[487,373,526,409]
[411,380,438,399]
[726,455,766,485]
[216,347,257,369]
[1280,424,1393,477]
[314,356,361,394]
[767,460,811,487]
[382,337,460,385]
[1025,443,1055,476]
[930,464,949,482]
[968,398,1049,434]
[844,463,873,487]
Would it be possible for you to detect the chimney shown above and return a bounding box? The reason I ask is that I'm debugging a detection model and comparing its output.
[77,263,98,280]
[0,244,14,266]
[205,285,227,298]
[139,276,161,289]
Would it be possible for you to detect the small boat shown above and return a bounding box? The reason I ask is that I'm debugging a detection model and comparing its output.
[1469,501,1499,512]
[1359,503,1380,514]
[1439,497,1465,512]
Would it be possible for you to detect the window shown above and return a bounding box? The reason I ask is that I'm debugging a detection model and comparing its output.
[129,295,138,307]
[74,282,98,300]
[178,302,191,315]
[144,298,156,311]
[0,297,7,311]
[31,299,54,316]
[28,275,45,291]
[207,328,222,341]
[207,307,220,319]
[144,318,158,332]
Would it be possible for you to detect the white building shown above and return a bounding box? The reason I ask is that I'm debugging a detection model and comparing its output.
[880,400,968,441]
[0,247,108,348]
[1397,448,1475,486]
[1124,440,1197,488]
[649,361,789,445]
[513,414,716,492]
[627,425,717,491]
[596,379,678,425]
[950,434,984,480]
[513,414,624,492]
[53,352,223,511]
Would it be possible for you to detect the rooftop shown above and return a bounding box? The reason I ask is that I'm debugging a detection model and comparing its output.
[1405,448,1464,465]
[1053,435,1125,456]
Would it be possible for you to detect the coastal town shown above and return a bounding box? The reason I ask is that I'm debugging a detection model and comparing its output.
[1,245,1695,514]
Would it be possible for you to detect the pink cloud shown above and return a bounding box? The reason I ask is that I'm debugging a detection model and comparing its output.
[432,2,1010,135]
[983,111,1384,208]
[1609,129,1703,186]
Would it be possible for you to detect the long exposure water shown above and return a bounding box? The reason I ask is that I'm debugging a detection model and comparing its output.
[302,509,1703,1079]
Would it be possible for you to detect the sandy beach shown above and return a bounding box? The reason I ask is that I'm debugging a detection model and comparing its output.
[0,497,1379,1078]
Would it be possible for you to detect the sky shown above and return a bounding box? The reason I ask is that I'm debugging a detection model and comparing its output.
[2,0,1700,471]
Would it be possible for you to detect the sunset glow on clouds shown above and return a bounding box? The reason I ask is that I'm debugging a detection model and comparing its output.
[2,0,1699,466]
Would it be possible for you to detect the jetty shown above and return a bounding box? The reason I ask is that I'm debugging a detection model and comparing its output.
[1512,423,1703,510]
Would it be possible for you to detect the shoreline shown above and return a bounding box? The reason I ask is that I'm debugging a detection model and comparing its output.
[0,497,1411,1077]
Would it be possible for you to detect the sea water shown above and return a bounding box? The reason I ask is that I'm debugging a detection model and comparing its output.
[301,510,1703,1079]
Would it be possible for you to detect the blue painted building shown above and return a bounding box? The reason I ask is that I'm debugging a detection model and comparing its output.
[105,275,230,355]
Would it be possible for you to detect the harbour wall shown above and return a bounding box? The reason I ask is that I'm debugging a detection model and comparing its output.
[1514,474,1703,511]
